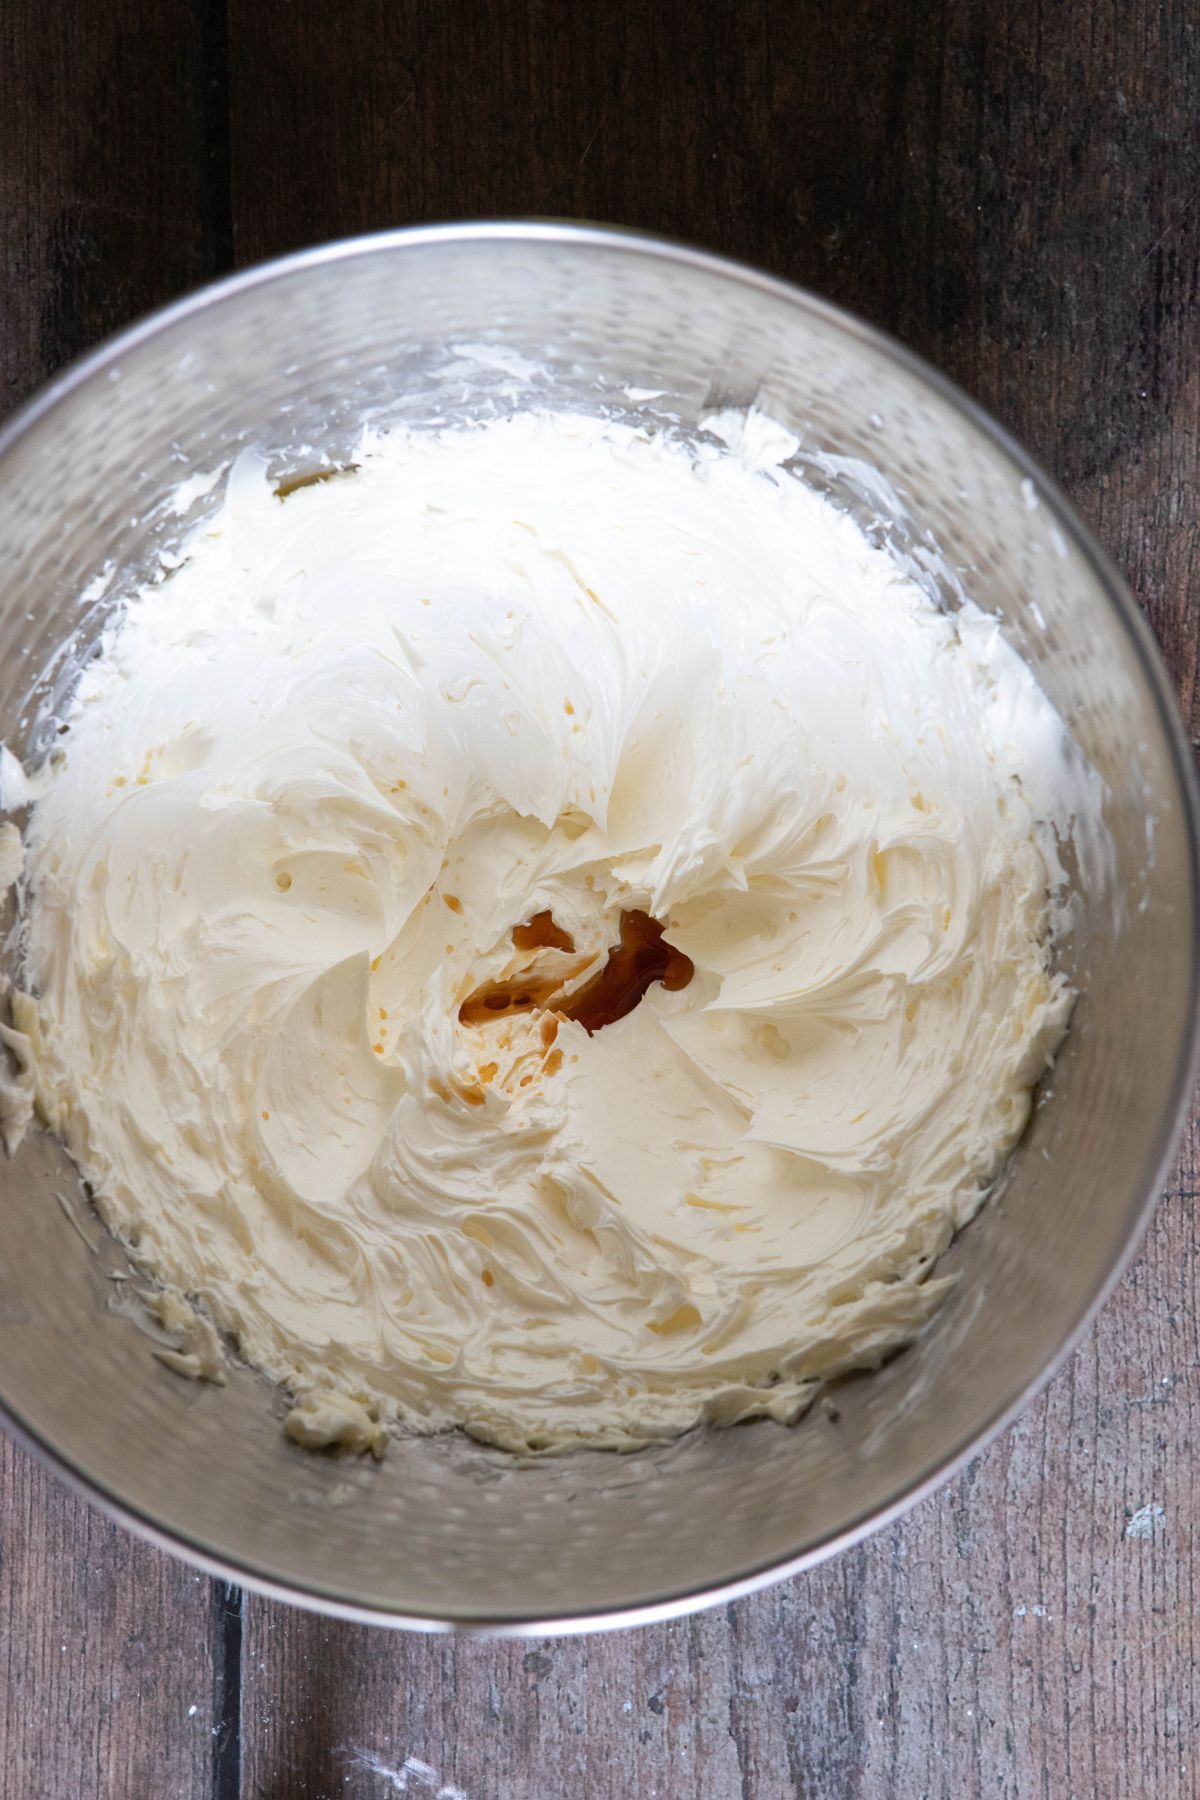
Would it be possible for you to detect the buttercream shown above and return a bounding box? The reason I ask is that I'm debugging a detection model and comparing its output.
[13,409,1074,1453]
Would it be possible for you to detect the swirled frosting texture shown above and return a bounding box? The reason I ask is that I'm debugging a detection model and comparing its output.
[17,410,1073,1452]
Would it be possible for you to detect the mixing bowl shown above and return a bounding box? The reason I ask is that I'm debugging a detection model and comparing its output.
[0,224,1195,1632]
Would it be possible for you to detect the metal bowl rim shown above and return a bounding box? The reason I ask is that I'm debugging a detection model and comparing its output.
[2,218,1197,1635]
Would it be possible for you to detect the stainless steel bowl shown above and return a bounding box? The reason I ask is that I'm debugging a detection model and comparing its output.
[0,224,1195,1633]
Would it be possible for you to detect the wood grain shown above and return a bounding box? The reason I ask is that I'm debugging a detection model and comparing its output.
[3,1,1200,1794]
[0,3,230,1796]
[0,1434,218,1799]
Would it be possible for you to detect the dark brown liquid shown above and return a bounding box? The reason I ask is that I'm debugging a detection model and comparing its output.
[457,968,572,1026]
[512,910,575,953]
[563,910,694,1034]
[457,908,693,1035]
[274,463,360,499]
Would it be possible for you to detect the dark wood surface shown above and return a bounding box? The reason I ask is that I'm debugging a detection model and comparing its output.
[3,3,1199,1795]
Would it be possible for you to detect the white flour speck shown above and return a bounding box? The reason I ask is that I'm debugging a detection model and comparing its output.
[338,1747,466,1798]
[1126,1502,1166,1540]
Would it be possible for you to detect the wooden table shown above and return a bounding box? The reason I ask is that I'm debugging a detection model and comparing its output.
[3,5,1198,1795]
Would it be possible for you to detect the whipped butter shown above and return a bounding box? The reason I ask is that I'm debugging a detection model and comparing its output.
[12,409,1074,1454]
